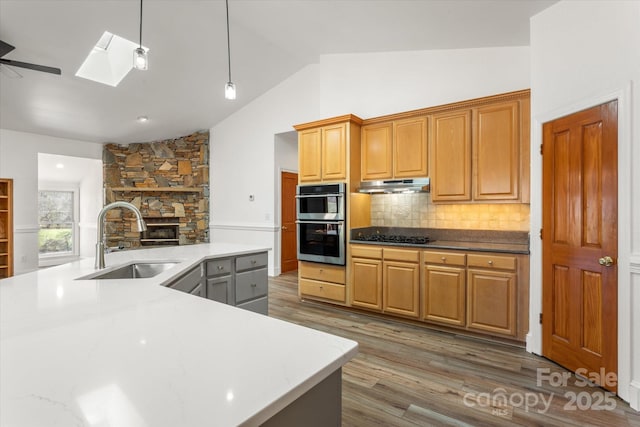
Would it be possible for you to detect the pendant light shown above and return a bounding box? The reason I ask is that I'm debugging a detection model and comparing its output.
[224,0,236,100]
[133,0,148,70]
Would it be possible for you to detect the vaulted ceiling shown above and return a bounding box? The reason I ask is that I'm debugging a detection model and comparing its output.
[0,0,556,144]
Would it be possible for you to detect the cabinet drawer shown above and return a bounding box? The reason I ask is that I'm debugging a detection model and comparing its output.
[206,258,232,277]
[236,252,268,272]
[299,278,346,302]
[467,254,516,270]
[299,262,345,284]
[384,248,419,263]
[424,251,466,266]
[350,245,383,259]
[237,296,268,315]
[235,268,268,303]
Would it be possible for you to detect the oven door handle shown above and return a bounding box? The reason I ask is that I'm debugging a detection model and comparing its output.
[295,220,343,225]
[295,193,343,199]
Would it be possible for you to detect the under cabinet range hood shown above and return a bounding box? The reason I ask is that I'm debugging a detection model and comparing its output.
[357,178,430,194]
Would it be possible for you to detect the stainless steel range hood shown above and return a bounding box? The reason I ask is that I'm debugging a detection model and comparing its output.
[357,178,430,194]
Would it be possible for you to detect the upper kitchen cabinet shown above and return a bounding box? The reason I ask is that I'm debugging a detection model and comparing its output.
[361,122,393,180]
[361,117,428,181]
[430,110,472,201]
[430,90,530,203]
[472,101,520,201]
[295,115,363,185]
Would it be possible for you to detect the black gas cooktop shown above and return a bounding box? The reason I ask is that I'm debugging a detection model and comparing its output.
[352,234,430,245]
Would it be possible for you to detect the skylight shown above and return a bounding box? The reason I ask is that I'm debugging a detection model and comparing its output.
[75,31,148,87]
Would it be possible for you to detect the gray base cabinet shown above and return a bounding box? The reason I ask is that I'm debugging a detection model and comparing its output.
[167,251,269,315]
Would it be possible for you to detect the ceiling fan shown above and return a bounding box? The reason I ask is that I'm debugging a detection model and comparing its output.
[0,40,61,77]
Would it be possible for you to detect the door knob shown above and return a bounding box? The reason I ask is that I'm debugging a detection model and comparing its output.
[598,256,614,267]
[282,225,288,230]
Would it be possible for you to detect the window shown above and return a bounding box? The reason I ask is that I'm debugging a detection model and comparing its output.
[38,189,79,258]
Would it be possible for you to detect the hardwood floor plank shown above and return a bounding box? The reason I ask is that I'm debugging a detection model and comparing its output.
[268,272,640,426]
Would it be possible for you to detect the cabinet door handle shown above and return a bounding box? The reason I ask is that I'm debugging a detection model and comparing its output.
[251,260,257,264]
[251,283,257,287]
[217,265,224,270]
[488,260,493,265]
[441,256,446,262]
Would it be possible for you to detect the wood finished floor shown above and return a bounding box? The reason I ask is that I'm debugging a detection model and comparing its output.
[268,272,640,427]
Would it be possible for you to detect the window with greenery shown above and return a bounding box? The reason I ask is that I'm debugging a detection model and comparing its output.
[38,190,77,256]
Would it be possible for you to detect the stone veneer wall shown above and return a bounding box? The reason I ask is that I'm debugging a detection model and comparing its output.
[370,193,530,231]
[103,131,209,248]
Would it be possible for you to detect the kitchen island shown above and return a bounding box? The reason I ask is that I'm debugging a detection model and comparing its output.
[0,243,358,426]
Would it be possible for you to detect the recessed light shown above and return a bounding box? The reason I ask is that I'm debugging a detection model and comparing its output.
[137,116,149,123]
[55,163,64,169]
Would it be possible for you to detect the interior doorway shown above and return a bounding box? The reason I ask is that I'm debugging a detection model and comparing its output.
[281,171,298,273]
[542,100,618,392]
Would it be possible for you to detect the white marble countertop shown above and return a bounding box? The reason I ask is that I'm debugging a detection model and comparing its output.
[0,243,358,426]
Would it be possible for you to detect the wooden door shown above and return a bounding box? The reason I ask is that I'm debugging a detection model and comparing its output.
[423,265,466,326]
[383,261,420,318]
[472,101,520,201]
[361,122,393,180]
[430,110,472,202]
[321,123,347,181]
[280,171,298,273]
[351,257,383,310]
[542,100,618,392]
[393,117,428,178]
[298,128,322,182]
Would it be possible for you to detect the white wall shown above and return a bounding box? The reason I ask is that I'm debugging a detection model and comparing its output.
[210,46,530,276]
[529,0,640,409]
[0,129,103,274]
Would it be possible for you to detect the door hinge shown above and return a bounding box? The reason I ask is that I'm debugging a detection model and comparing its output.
[539,228,543,240]
[540,144,544,155]
[539,313,543,324]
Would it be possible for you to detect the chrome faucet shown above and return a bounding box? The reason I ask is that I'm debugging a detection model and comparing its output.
[95,201,147,269]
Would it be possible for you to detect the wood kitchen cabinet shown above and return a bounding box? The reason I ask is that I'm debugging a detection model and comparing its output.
[295,115,363,184]
[350,245,419,319]
[361,122,393,180]
[472,101,520,201]
[361,117,428,181]
[429,110,472,201]
[382,248,420,318]
[429,91,530,203]
[298,123,346,182]
[422,249,524,340]
[466,253,516,336]
[350,245,383,310]
[422,251,466,326]
[299,261,347,304]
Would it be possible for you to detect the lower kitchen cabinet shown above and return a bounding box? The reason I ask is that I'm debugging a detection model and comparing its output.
[423,264,466,326]
[467,268,516,336]
[168,251,269,315]
[422,249,520,339]
[351,257,382,310]
[299,261,346,304]
[350,245,420,319]
[168,264,204,297]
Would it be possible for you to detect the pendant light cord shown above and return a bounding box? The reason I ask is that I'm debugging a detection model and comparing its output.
[225,0,232,82]
[139,0,143,48]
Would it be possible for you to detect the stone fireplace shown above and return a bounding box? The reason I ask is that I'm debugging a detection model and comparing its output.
[103,131,209,249]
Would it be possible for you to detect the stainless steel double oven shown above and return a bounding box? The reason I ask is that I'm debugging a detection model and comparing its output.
[295,183,346,265]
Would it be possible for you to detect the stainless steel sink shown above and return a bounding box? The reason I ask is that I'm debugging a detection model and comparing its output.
[77,261,180,280]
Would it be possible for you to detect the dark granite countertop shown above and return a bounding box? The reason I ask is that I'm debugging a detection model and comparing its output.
[350,227,530,255]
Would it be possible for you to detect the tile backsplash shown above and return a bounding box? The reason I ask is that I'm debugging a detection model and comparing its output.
[370,193,530,231]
